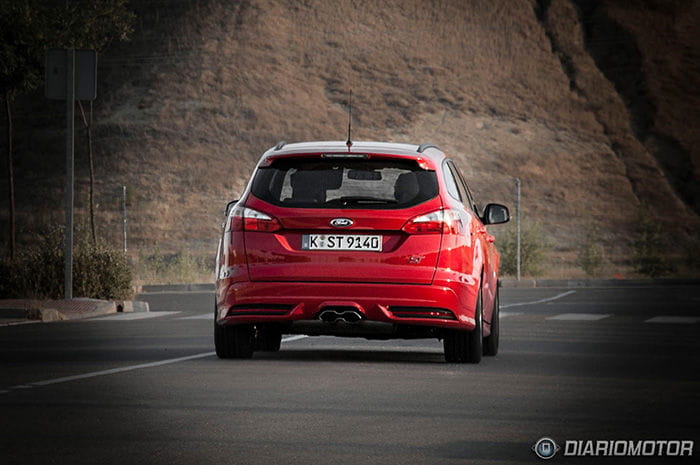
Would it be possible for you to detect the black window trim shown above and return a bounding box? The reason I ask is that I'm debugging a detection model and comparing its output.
[444,159,479,214]
[442,159,462,203]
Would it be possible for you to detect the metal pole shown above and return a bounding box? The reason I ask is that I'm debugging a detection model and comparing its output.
[122,185,127,254]
[515,178,521,281]
[64,49,75,300]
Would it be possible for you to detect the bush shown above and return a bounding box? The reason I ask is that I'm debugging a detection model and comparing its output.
[495,221,546,277]
[0,228,132,300]
[631,210,674,278]
[576,231,605,276]
[73,241,133,300]
[681,232,700,273]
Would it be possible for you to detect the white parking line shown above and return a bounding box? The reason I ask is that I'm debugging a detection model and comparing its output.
[95,311,180,321]
[547,313,611,321]
[178,313,214,320]
[0,335,308,395]
[645,316,700,324]
[28,352,216,387]
[500,311,524,317]
[501,290,576,309]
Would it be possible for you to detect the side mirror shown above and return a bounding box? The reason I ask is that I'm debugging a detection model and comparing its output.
[482,203,510,225]
[225,199,239,216]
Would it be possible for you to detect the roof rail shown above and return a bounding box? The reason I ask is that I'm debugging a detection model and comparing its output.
[274,140,286,151]
[417,143,439,153]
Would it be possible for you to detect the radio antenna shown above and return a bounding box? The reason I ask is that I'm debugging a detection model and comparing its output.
[346,89,353,151]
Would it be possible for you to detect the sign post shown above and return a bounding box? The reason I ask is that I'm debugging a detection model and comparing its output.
[515,178,521,281]
[65,49,75,299]
[122,185,127,254]
[46,49,97,299]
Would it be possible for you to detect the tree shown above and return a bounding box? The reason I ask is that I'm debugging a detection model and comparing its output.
[0,0,134,256]
[0,0,47,260]
[49,0,135,51]
[50,0,135,244]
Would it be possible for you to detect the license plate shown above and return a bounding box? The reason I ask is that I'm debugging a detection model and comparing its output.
[302,234,382,251]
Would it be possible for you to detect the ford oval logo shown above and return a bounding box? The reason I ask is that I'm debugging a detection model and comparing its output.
[330,218,353,228]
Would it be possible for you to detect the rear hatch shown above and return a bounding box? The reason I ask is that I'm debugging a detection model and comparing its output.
[241,154,443,284]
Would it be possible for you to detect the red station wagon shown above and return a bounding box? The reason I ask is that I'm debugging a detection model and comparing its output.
[215,141,509,363]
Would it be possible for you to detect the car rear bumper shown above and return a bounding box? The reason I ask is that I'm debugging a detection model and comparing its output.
[215,279,478,331]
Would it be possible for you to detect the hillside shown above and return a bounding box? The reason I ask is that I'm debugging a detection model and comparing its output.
[2,0,699,277]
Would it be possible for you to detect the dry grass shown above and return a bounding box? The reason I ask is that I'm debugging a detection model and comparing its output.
[131,248,214,286]
[1,0,698,278]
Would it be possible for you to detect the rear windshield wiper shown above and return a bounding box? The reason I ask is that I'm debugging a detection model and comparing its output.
[327,196,398,206]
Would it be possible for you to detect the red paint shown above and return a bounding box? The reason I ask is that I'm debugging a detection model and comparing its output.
[215,141,508,343]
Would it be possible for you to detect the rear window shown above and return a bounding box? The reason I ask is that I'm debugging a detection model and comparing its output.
[251,158,438,209]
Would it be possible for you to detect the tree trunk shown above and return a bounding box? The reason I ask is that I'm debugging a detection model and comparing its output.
[79,100,96,244]
[5,91,16,260]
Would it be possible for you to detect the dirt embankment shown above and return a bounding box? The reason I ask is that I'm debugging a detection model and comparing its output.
[2,0,698,276]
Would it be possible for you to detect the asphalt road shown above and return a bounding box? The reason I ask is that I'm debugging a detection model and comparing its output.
[1,286,699,464]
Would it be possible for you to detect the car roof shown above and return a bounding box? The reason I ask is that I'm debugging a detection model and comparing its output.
[260,141,447,163]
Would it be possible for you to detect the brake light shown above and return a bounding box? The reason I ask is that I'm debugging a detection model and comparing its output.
[228,206,281,232]
[402,209,461,234]
[415,157,432,170]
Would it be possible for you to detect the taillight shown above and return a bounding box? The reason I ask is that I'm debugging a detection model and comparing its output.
[243,208,281,232]
[228,206,281,232]
[402,209,461,234]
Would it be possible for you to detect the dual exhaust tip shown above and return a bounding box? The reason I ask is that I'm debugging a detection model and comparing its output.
[318,308,364,323]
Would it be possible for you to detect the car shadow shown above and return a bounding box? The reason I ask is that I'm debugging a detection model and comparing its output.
[241,348,448,364]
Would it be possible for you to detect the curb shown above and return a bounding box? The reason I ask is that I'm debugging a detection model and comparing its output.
[114,300,150,313]
[0,299,149,326]
[140,283,215,293]
[500,278,700,288]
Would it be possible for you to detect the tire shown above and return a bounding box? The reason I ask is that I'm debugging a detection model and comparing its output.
[255,325,282,352]
[214,323,231,358]
[444,289,483,364]
[444,329,469,363]
[215,323,254,359]
[483,286,500,356]
[467,291,483,363]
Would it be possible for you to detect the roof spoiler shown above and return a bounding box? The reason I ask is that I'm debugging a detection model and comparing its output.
[417,143,439,153]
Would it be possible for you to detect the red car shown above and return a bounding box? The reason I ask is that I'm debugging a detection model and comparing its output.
[215,141,509,363]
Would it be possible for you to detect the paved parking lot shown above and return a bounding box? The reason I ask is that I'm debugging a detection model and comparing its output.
[1,286,698,464]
